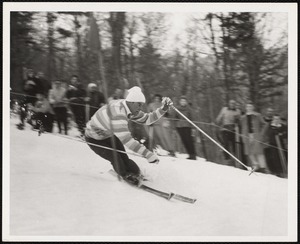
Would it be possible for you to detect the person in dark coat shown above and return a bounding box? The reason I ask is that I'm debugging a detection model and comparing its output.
[86,83,105,119]
[66,75,87,136]
[28,93,55,132]
[263,108,274,124]
[262,114,288,178]
[174,96,196,160]
[17,69,38,130]
[35,71,51,96]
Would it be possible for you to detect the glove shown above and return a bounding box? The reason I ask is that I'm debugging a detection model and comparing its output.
[161,97,173,111]
[146,152,160,164]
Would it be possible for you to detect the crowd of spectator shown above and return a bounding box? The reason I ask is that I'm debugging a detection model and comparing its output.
[215,100,288,178]
[12,69,288,178]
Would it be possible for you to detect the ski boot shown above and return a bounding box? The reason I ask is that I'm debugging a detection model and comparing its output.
[17,123,25,130]
[123,173,143,186]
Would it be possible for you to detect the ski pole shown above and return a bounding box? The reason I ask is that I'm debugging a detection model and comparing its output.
[171,105,254,174]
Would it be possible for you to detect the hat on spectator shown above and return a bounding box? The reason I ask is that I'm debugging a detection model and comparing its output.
[180,95,187,101]
[88,83,97,89]
[125,86,146,103]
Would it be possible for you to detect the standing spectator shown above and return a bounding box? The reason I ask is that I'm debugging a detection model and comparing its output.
[17,69,38,130]
[36,71,51,96]
[66,75,87,136]
[215,100,241,163]
[262,114,288,177]
[174,96,196,160]
[49,80,68,135]
[148,94,176,156]
[240,102,270,173]
[263,108,274,123]
[108,88,124,102]
[28,93,55,132]
[33,71,45,95]
[86,83,105,119]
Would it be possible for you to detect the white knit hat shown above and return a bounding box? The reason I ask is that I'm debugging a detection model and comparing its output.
[125,86,146,103]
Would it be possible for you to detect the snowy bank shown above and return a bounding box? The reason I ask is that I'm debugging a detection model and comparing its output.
[6,118,290,241]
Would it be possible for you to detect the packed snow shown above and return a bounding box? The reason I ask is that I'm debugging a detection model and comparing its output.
[5,117,292,241]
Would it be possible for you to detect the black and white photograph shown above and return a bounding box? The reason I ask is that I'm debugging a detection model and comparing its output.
[2,2,298,242]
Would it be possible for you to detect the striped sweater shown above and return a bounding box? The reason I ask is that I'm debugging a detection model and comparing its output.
[85,99,166,160]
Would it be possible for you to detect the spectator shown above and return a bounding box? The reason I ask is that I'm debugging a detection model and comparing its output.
[262,114,288,178]
[17,69,38,130]
[86,83,105,119]
[148,94,176,156]
[35,71,51,96]
[263,108,274,123]
[240,102,270,173]
[108,88,124,102]
[32,71,45,95]
[174,96,196,160]
[28,93,55,132]
[49,80,68,135]
[215,100,241,163]
[66,75,87,136]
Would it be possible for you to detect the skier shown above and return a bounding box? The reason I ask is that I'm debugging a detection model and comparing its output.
[85,86,173,185]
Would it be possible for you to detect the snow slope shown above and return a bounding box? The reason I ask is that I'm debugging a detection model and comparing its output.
[7,118,289,241]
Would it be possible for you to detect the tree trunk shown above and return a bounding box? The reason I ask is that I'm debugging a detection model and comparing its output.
[109,12,126,89]
[47,13,56,82]
[74,15,82,78]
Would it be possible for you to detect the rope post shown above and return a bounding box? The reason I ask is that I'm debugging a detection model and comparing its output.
[171,105,254,174]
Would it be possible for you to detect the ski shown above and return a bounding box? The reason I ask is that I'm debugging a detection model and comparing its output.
[139,184,174,200]
[173,194,197,204]
[107,169,196,203]
[107,169,173,200]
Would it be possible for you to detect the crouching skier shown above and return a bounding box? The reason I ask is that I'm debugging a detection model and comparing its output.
[85,86,173,185]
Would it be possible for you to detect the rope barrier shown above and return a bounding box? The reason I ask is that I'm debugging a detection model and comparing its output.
[171,105,253,173]
[10,91,288,152]
[31,127,146,158]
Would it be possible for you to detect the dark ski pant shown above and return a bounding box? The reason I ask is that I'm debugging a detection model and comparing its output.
[53,107,68,134]
[19,96,37,125]
[220,125,236,159]
[70,104,86,135]
[264,147,287,176]
[176,127,196,157]
[35,112,54,132]
[85,135,140,177]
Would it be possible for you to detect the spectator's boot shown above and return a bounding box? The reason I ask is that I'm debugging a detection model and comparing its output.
[17,123,25,130]
[187,155,196,160]
[168,150,176,157]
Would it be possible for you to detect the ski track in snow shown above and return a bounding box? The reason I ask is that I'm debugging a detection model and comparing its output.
[8,118,288,238]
